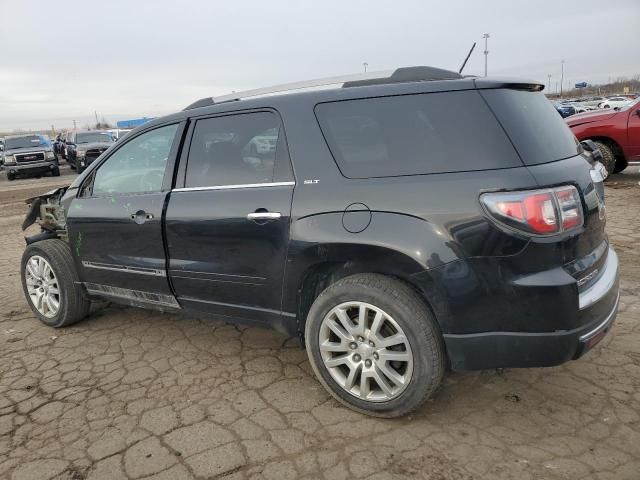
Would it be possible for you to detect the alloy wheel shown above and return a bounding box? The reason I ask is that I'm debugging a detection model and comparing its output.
[25,255,60,318]
[318,301,414,402]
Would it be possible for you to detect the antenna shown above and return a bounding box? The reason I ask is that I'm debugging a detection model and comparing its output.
[459,42,476,74]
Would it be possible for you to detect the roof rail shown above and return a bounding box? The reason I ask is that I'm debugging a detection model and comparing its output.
[184,66,462,110]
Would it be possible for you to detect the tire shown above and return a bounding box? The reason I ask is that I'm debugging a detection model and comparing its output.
[613,159,628,174]
[21,239,91,328]
[7,172,15,181]
[52,166,60,177]
[593,141,616,177]
[77,165,84,174]
[305,273,445,417]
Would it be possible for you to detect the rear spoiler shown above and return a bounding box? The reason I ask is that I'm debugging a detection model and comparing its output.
[473,77,545,92]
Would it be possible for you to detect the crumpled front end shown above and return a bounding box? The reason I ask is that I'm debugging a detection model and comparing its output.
[22,187,69,243]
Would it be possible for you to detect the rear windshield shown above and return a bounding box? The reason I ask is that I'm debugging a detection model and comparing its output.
[315,90,521,178]
[5,135,48,150]
[480,89,580,165]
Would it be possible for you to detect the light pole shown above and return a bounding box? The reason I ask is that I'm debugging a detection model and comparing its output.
[560,60,565,98]
[482,33,490,77]
[363,62,368,73]
[547,74,552,94]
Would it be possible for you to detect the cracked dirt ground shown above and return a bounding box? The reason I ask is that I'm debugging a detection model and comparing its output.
[0,169,639,480]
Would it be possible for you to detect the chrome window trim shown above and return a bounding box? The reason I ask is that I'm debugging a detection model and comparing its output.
[578,247,618,310]
[173,181,295,193]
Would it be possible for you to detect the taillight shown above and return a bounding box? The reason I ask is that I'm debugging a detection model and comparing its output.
[481,186,584,236]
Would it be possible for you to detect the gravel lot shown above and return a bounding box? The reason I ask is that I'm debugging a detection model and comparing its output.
[0,166,639,480]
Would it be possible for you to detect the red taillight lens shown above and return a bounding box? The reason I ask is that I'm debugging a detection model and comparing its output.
[523,193,557,234]
[482,186,583,236]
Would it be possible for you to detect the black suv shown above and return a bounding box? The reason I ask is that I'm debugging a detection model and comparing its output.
[64,130,114,173]
[3,134,59,180]
[20,67,619,417]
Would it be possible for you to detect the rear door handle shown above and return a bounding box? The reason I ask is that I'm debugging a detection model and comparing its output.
[247,211,281,221]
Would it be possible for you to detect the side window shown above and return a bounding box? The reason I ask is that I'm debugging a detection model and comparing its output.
[88,124,178,196]
[185,112,283,188]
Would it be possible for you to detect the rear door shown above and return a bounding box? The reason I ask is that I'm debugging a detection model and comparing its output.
[66,122,184,307]
[165,110,295,324]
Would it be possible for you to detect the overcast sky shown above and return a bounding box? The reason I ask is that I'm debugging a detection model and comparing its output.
[1,0,639,131]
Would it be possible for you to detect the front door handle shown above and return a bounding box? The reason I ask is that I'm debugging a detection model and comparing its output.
[247,211,281,221]
[131,210,154,224]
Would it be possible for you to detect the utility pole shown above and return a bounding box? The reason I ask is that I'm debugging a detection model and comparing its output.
[51,124,55,134]
[94,111,99,126]
[482,33,490,77]
[547,74,552,94]
[560,60,565,98]
[363,62,368,73]
[73,120,77,131]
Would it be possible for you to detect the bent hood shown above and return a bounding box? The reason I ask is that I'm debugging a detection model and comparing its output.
[566,110,618,127]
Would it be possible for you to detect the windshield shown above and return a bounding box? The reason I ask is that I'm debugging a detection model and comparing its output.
[5,135,48,150]
[77,132,114,144]
[481,89,580,166]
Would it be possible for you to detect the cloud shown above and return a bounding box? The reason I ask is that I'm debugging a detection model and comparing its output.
[1,0,638,130]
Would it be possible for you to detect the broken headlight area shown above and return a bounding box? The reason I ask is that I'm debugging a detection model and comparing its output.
[22,187,68,237]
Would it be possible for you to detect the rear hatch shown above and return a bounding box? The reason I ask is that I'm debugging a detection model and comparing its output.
[478,85,608,288]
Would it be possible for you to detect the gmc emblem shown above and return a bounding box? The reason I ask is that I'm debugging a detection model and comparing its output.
[25,155,37,160]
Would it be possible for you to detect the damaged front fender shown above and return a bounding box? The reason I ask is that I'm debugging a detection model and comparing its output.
[22,187,68,238]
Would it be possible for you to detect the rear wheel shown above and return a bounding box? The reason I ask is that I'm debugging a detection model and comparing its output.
[305,273,445,417]
[7,172,15,181]
[593,141,616,177]
[21,239,91,328]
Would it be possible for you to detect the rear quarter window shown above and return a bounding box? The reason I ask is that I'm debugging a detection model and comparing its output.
[480,89,580,165]
[315,90,522,179]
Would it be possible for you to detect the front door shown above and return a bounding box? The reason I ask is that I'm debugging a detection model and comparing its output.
[165,111,295,323]
[66,123,182,307]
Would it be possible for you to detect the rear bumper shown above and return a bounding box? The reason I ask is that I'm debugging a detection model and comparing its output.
[445,247,620,370]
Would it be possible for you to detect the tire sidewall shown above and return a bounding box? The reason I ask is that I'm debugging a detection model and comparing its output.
[21,243,71,327]
[305,279,440,416]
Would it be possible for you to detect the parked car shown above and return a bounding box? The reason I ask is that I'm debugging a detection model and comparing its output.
[580,96,606,108]
[65,130,115,173]
[20,66,618,417]
[554,102,576,117]
[567,98,640,174]
[599,97,632,109]
[51,134,65,158]
[2,134,59,181]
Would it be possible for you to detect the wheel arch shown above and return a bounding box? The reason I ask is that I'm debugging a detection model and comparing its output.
[586,136,626,163]
[287,244,447,342]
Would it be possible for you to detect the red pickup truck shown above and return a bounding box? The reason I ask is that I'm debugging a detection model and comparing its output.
[566,99,640,175]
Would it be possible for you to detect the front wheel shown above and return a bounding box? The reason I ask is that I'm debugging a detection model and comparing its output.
[21,239,91,327]
[305,273,445,417]
[52,166,60,177]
